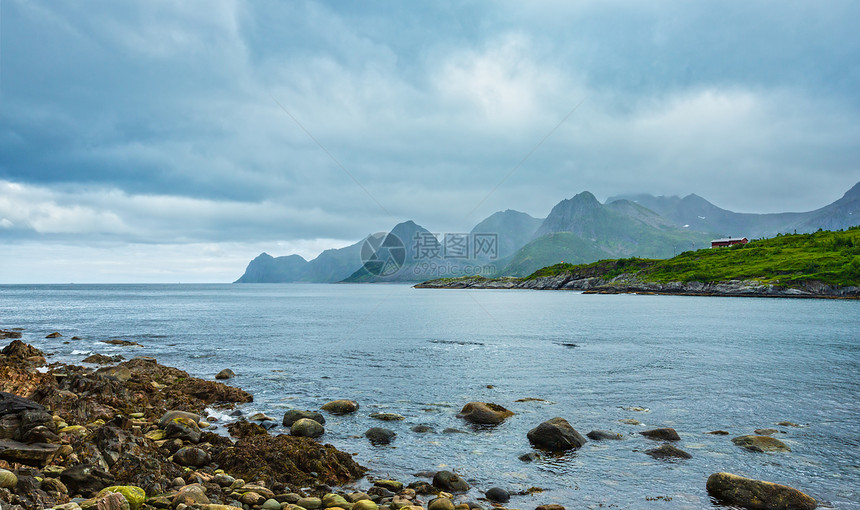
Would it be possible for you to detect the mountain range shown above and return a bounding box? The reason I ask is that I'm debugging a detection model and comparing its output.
[234,181,860,283]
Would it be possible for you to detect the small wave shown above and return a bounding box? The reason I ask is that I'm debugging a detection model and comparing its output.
[430,339,485,346]
[71,350,91,355]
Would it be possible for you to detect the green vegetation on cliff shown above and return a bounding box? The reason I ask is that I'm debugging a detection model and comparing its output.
[524,227,860,286]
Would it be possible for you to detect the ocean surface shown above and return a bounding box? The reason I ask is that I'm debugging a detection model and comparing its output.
[1,284,858,509]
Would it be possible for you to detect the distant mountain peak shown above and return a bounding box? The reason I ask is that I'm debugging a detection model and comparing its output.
[842,181,860,200]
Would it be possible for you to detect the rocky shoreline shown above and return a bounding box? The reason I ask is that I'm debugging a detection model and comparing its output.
[414,273,860,299]
[0,337,821,510]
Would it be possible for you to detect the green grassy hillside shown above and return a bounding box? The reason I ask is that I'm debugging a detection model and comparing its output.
[503,232,611,276]
[526,227,860,287]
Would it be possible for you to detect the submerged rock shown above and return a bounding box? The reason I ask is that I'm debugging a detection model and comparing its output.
[586,430,623,440]
[639,428,680,441]
[755,428,780,436]
[369,412,405,421]
[645,444,692,460]
[527,417,586,451]
[321,399,359,415]
[457,402,514,425]
[365,427,396,445]
[215,368,235,380]
[732,435,791,452]
[706,472,817,509]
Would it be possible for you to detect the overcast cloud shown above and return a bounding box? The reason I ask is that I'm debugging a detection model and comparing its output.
[2,0,859,282]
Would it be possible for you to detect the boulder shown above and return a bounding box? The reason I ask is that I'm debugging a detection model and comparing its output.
[321,399,359,415]
[586,430,623,440]
[373,480,403,492]
[61,464,115,497]
[158,410,201,429]
[0,330,22,339]
[322,493,350,508]
[457,402,514,425]
[485,487,510,502]
[432,471,469,493]
[164,416,202,444]
[173,484,210,507]
[428,497,455,510]
[527,417,586,451]
[535,505,565,510]
[732,435,791,452]
[96,486,146,510]
[639,428,680,441]
[411,424,434,433]
[94,366,132,383]
[0,468,17,489]
[282,409,326,427]
[0,438,60,467]
[365,427,396,445]
[706,472,817,510]
[352,500,378,510]
[262,499,281,510]
[46,332,63,338]
[215,369,235,380]
[644,444,692,460]
[297,497,322,509]
[82,354,124,365]
[290,418,324,438]
[173,446,211,467]
[92,491,130,510]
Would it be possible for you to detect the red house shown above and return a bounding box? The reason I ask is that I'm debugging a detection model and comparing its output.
[711,237,749,248]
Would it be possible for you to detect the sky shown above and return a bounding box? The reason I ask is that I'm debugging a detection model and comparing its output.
[1,0,859,283]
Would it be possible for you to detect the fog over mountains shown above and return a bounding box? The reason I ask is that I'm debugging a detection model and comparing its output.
[235,182,860,283]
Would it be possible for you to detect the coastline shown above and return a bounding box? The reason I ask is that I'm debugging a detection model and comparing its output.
[414,274,860,299]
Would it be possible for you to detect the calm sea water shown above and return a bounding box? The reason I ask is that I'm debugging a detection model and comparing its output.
[1,284,858,509]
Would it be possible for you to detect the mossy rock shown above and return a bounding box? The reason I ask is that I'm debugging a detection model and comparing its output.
[732,435,791,452]
[97,485,146,510]
[0,469,17,489]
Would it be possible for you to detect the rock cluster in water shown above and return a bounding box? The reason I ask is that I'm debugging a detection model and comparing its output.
[0,338,819,510]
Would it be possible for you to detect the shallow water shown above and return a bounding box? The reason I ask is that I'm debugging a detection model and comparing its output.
[1,284,858,508]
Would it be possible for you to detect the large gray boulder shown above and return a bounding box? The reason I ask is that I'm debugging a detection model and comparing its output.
[706,472,816,509]
[527,417,586,451]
